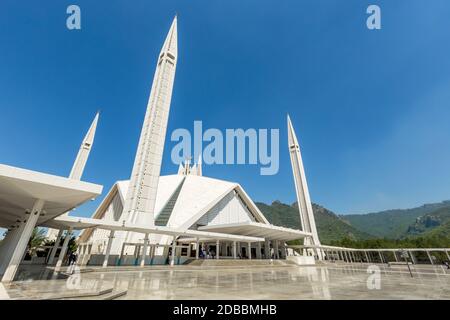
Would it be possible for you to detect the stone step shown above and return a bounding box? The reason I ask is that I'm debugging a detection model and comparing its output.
[101,290,128,300]
[187,259,297,267]
[36,287,114,300]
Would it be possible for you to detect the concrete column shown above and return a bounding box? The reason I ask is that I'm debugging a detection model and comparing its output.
[445,250,450,261]
[102,230,115,268]
[186,243,191,258]
[363,251,368,263]
[195,238,200,259]
[0,230,13,259]
[47,229,63,265]
[1,199,44,282]
[256,242,262,259]
[264,239,270,259]
[426,250,434,265]
[274,241,279,259]
[393,251,399,262]
[233,241,237,259]
[0,231,23,275]
[139,234,149,267]
[118,242,126,266]
[280,243,286,259]
[248,242,252,260]
[170,241,176,266]
[216,240,220,259]
[150,245,155,264]
[55,227,73,271]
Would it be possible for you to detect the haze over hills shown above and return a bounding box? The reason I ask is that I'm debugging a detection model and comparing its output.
[256,201,372,244]
[341,201,450,239]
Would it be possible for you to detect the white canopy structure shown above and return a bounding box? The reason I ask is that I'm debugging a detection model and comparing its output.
[0,164,102,229]
[0,164,103,282]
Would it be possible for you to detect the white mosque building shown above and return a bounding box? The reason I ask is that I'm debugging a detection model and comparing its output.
[71,16,320,266]
[0,16,321,282]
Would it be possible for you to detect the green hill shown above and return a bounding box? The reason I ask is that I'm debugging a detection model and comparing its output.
[405,206,450,238]
[341,201,450,239]
[256,201,372,244]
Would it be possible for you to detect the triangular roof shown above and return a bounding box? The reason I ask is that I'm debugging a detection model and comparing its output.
[79,174,270,242]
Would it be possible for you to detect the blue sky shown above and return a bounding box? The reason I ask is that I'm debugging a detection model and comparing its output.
[1,0,450,219]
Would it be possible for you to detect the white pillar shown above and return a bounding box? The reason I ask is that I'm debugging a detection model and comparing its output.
[257,242,262,259]
[364,251,369,263]
[274,241,279,259]
[1,199,44,282]
[0,229,14,260]
[102,230,115,268]
[247,242,252,260]
[140,233,149,267]
[150,245,155,264]
[265,239,270,259]
[47,229,63,265]
[55,227,73,271]
[445,250,450,261]
[426,250,434,265]
[233,241,237,259]
[119,242,126,265]
[170,241,176,266]
[216,240,220,260]
[393,251,399,262]
[195,238,200,259]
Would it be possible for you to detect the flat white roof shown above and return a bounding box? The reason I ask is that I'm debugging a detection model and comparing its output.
[0,164,103,228]
[46,215,265,243]
[198,222,311,241]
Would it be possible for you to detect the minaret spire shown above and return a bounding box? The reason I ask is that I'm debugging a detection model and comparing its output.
[287,115,322,259]
[123,17,178,227]
[46,111,100,240]
[69,111,99,180]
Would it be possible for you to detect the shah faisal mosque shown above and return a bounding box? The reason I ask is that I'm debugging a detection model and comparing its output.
[0,16,326,283]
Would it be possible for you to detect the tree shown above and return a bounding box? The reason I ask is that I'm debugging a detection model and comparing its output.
[27,228,46,257]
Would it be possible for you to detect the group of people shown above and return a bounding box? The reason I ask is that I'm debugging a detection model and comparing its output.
[199,247,216,259]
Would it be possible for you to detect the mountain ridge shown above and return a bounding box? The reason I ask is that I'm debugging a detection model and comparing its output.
[341,200,450,239]
[256,201,373,244]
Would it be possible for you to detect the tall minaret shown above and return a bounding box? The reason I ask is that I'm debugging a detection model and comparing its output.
[69,111,100,180]
[287,115,322,256]
[124,16,178,227]
[46,112,99,240]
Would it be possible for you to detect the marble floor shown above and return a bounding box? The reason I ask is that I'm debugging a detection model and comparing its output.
[1,263,450,300]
